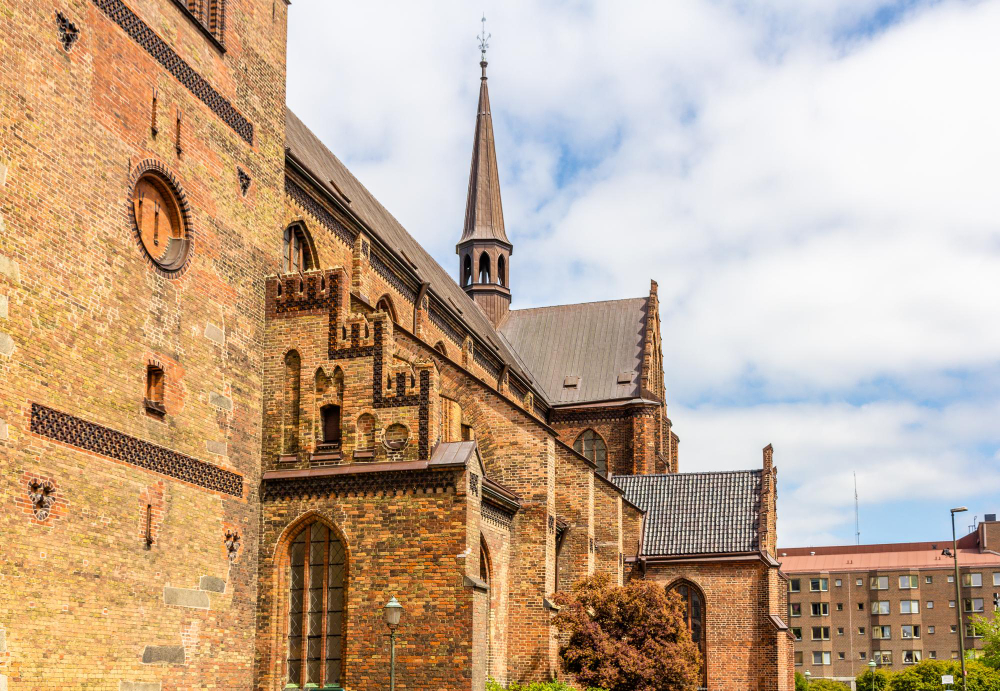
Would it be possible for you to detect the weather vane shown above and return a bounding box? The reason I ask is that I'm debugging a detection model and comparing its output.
[478,14,490,62]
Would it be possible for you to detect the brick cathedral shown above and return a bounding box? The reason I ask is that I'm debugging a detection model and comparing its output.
[0,2,793,690]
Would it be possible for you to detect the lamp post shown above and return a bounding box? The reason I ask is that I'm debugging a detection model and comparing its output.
[867,659,876,690]
[803,669,810,688]
[383,596,403,691]
[950,507,968,691]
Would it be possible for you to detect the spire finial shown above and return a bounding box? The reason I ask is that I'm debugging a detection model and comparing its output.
[477,14,490,64]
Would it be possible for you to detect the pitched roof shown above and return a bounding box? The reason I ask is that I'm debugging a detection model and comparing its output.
[499,298,649,405]
[285,108,534,387]
[778,548,1000,574]
[614,471,762,556]
[459,61,509,247]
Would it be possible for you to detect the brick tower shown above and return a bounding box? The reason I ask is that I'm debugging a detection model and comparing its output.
[457,59,512,327]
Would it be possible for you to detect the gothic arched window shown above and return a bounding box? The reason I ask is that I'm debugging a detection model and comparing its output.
[186,0,225,42]
[463,254,473,286]
[320,404,341,446]
[573,429,607,477]
[478,252,491,284]
[434,341,448,357]
[670,580,707,687]
[286,520,346,688]
[497,255,506,287]
[376,295,397,323]
[283,224,315,273]
[283,350,301,454]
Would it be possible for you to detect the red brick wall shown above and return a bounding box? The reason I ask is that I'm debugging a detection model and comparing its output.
[0,0,288,688]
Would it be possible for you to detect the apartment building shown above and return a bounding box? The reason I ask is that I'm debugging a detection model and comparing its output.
[781,516,1000,683]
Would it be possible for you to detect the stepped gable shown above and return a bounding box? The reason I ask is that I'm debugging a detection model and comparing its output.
[499,297,650,405]
[615,470,763,556]
[285,108,537,391]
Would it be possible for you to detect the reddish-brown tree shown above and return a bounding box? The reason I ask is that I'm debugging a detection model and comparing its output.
[552,573,702,691]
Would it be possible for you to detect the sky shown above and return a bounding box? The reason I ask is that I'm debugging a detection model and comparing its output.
[285,0,1000,547]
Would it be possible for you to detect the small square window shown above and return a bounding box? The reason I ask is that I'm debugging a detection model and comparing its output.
[856,578,863,586]
[928,626,935,634]
[994,572,1000,587]
[859,652,867,660]
[925,576,933,584]
[790,603,802,618]
[836,603,844,611]
[948,575,955,583]
[789,579,801,593]
[837,627,844,636]
[949,600,956,608]
[951,625,958,633]
[929,651,937,659]
[858,602,865,611]
[145,365,166,418]
[795,651,803,666]
[859,626,866,635]
[838,652,845,660]
[835,579,842,587]
[927,601,934,609]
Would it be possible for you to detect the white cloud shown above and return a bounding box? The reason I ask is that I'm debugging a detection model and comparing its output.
[286,0,1000,544]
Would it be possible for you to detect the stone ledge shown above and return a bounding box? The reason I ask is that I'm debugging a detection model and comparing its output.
[141,645,184,664]
[163,586,209,609]
[199,575,226,593]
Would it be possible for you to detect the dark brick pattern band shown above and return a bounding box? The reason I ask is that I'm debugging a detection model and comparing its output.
[370,250,418,302]
[262,467,458,502]
[92,0,254,144]
[428,301,465,346]
[285,177,356,246]
[481,501,514,530]
[30,403,244,497]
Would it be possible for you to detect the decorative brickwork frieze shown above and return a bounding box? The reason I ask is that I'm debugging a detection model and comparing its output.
[90,0,253,143]
[30,403,244,497]
[261,467,459,501]
[550,406,655,424]
[284,177,356,245]
[56,12,79,51]
[481,501,515,531]
[473,345,502,381]
[27,479,56,520]
[428,300,466,345]
[370,250,418,302]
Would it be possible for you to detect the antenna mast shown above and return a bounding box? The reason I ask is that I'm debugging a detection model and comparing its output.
[854,472,861,545]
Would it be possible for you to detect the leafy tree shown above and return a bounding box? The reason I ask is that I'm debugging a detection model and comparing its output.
[855,667,892,691]
[795,671,809,691]
[855,659,1000,691]
[971,614,1000,669]
[805,679,849,690]
[551,573,701,691]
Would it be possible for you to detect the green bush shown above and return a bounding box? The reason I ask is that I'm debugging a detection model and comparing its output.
[486,681,605,691]
[808,679,849,690]
[855,659,1000,691]
[795,671,808,691]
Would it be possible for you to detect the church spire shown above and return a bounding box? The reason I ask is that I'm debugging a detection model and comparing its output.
[457,19,512,328]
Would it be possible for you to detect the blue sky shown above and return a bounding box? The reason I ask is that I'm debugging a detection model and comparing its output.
[286,0,1000,546]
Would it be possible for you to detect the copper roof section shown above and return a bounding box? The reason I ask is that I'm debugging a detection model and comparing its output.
[459,61,510,247]
[499,297,648,404]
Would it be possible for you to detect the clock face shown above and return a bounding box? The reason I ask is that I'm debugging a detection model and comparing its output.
[129,172,190,275]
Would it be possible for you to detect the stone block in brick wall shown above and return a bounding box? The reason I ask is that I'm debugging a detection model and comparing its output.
[199,575,226,593]
[141,645,185,664]
[0,294,7,319]
[204,323,225,345]
[0,160,7,187]
[0,419,6,440]
[0,332,14,357]
[205,440,228,456]
[119,683,161,691]
[0,255,19,283]
[163,587,209,609]
[209,392,233,412]
[0,627,6,651]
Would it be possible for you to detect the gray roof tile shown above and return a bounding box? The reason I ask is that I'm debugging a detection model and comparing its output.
[614,471,762,556]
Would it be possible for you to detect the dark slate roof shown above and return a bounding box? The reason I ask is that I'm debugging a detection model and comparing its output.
[498,298,649,405]
[285,108,536,390]
[614,471,762,556]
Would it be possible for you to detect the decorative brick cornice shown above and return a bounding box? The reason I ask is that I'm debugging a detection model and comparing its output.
[30,403,244,497]
[370,250,418,302]
[284,177,356,246]
[481,501,515,531]
[428,300,465,346]
[261,466,458,502]
[550,404,656,424]
[91,0,253,144]
[473,345,502,380]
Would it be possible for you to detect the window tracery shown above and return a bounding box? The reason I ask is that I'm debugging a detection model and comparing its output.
[573,429,607,477]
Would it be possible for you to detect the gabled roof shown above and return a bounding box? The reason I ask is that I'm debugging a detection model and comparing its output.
[459,61,509,247]
[285,108,535,388]
[499,298,649,405]
[614,471,762,556]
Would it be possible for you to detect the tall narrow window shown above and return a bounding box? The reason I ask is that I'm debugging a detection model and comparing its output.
[376,296,397,324]
[283,351,301,455]
[497,255,506,287]
[320,405,342,447]
[573,429,608,477]
[287,521,345,689]
[283,225,314,273]
[145,365,166,418]
[478,252,491,284]
[670,580,707,688]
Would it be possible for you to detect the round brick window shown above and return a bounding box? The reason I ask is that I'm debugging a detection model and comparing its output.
[128,162,192,277]
[383,423,409,451]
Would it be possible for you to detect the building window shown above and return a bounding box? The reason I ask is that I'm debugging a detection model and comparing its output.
[789,579,801,593]
[376,296,397,324]
[838,652,845,661]
[182,0,225,42]
[837,627,844,636]
[319,404,342,448]
[963,573,983,587]
[901,625,920,639]
[859,652,867,660]
[812,651,831,666]
[283,350,302,455]
[993,572,1000,586]
[927,601,934,609]
[948,575,955,583]
[811,602,829,616]
[872,601,889,615]
[835,579,842,587]
[810,578,828,592]
[670,581,707,688]
[858,602,865,611]
[964,598,984,613]
[856,578,863,586]
[899,575,918,589]
[573,429,608,477]
[795,651,803,666]
[811,626,830,641]
[434,341,448,357]
[870,576,889,590]
[463,254,473,286]
[949,600,956,608]
[285,521,346,688]
[283,224,314,273]
[928,651,937,659]
[951,651,959,659]
[497,254,506,287]
[928,626,935,634]
[858,626,866,635]
[790,603,802,618]
[792,627,802,641]
[873,651,892,665]
[836,603,844,611]
[873,626,891,640]
[951,625,957,633]
[145,365,166,418]
[902,650,921,665]
[926,576,933,584]
[478,252,491,284]
[900,600,919,614]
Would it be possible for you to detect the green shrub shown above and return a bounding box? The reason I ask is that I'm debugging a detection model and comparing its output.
[795,671,808,691]
[808,679,849,690]
[855,659,1000,691]
[486,681,605,691]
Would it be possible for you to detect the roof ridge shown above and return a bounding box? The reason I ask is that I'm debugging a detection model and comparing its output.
[614,469,762,479]
[508,296,648,313]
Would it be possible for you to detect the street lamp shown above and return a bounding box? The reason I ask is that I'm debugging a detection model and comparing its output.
[383,596,403,691]
[867,659,876,690]
[950,507,968,691]
[804,670,810,688]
